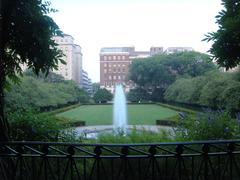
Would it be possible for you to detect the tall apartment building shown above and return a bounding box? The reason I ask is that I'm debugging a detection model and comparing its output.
[100,46,164,92]
[52,34,83,85]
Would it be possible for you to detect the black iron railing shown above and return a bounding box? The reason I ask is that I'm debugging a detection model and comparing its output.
[1,140,240,180]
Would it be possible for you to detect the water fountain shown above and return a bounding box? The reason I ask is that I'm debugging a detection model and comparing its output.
[113,84,127,134]
[76,84,165,138]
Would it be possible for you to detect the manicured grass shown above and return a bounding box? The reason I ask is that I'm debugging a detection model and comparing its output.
[56,104,179,126]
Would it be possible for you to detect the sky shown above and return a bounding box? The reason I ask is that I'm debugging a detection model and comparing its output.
[50,0,223,83]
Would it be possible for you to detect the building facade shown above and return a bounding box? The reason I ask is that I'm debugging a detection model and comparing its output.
[81,70,93,95]
[52,34,83,85]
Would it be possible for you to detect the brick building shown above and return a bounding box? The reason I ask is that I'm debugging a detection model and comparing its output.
[99,46,164,92]
[100,47,133,93]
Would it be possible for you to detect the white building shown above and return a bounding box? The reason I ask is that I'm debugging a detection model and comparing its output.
[52,34,83,85]
[165,47,193,54]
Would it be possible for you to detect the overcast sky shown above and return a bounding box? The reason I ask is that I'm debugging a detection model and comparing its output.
[50,0,223,82]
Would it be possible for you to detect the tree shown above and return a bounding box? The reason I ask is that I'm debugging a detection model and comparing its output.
[92,82,100,95]
[0,0,63,141]
[128,51,216,99]
[127,88,149,102]
[203,0,240,69]
[93,88,113,103]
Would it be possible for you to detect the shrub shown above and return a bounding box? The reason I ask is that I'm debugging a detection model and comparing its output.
[93,128,173,143]
[174,111,240,141]
[8,110,64,141]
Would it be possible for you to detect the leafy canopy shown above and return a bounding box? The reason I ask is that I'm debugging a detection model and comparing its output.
[93,88,113,103]
[203,0,240,69]
[1,0,64,83]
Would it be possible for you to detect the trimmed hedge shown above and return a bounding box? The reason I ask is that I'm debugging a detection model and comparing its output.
[156,103,196,114]
[156,119,177,126]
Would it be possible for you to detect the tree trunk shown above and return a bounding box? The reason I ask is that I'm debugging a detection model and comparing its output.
[0,0,9,141]
[0,79,8,141]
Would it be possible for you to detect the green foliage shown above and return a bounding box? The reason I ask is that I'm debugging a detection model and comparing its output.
[93,88,113,103]
[2,0,63,81]
[127,88,149,102]
[1,0,63,140]
[94,128,173,143]
[128,51,216,102]
[92,83,100,95]
[129,51,215,88]
[164,71,240,110]
[8,110,64,141]
[175,111,240,141]
[5,73,90,112]
[150,88,165,102]
[203,0,240,69]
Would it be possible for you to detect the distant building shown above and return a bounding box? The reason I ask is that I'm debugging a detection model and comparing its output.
[150,47,164,56]
[165,47,193,54]
[81,70,93,95]
[99,46,164,92]
[100,47,132,93]
[52,34,83,85]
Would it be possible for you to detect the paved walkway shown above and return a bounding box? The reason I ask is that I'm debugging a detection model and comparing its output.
[75,125,172,138]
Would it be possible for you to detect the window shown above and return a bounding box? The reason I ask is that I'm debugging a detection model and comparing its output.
[104,69,107,73]
[109,75,112,80]
[113,56,116,60]
[104,56,107,60]
[122,56,125,60]
[117,56,121,60]
[118,76,121,80]
[122,68,125,72]
[104,63,107,67]
[108,56,112,60]
[113,75,116,80]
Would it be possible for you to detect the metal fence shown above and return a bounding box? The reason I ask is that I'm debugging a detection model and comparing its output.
[1,140,240,180]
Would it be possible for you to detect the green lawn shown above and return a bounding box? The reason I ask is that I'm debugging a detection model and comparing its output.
[56,104,179,125]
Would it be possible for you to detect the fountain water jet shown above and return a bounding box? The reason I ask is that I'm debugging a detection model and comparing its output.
[113,84,127,134]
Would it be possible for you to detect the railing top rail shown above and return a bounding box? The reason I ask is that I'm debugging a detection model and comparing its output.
[0,139,240,146]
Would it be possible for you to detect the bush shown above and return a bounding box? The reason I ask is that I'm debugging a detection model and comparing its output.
[5,74,90,113]
[8,110,64,141]
[174,111,240,141]
[92,128,173,143]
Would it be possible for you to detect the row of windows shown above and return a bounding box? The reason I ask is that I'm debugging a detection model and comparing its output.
[103,55,126,61]
[104,68,126,73]
[104,81,126,87]
[106,75,126,80]
[104,63,126,68]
